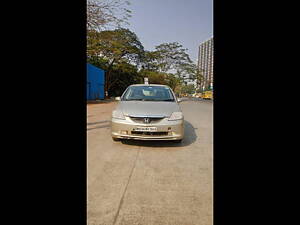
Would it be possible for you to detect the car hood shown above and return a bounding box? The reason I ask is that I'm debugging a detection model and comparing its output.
[116,101,181,117]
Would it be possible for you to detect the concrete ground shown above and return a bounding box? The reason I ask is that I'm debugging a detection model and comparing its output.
[87,98,213,225]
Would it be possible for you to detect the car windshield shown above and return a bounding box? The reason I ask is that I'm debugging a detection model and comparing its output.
[122,86,175,102]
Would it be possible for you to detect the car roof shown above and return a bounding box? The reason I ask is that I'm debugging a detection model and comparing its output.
[129,84,170,87]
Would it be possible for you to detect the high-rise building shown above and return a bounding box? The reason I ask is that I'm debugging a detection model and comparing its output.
[197,37,213,91]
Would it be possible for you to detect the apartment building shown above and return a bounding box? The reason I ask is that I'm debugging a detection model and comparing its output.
[197,37,213,91]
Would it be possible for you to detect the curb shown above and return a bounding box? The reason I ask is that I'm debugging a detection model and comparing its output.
[87,99,116,104]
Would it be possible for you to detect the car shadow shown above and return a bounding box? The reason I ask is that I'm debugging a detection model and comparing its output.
[120,120,197,148]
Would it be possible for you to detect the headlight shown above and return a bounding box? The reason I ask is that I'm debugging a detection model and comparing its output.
[168,112,183,121]
[112,110,125,120]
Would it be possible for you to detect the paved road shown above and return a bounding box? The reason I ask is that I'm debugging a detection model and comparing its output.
[87,99,213,225]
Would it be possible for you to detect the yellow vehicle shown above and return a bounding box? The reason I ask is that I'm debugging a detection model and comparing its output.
[195,93,202,98]
[202,91,213,99]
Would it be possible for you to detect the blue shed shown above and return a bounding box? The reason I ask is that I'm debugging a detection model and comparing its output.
[87,63,105,100]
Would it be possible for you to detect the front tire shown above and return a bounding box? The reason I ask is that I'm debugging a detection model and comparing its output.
[112,137,120,142]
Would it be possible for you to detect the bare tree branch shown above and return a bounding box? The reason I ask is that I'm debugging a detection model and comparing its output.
[87,0,131,31]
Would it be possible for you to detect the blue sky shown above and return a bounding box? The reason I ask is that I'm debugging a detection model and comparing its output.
[126,0,213,63]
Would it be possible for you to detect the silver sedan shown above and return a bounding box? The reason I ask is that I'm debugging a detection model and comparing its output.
[111,84,184,142]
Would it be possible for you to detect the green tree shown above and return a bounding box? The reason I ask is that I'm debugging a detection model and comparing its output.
[176,62,198,82]
[87,28,144,97]
[139,70,168,85]
[139,43,196,88]
[181,84,195,95]
[109,61,143,96]
[87,55,110,71]
[154,42,193,73]
[140,50,160,71]
[165,73,182,93]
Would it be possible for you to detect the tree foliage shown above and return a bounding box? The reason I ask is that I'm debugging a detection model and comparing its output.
[86,20,200,98]
[87,0,131,31]
[139,70,168,85]
[181,84,196,95]
[109,61,143,96]
[139,42,197,89]
[154,42,193,73]
[166,74,183,94]
[194,67,205,91]
[88,28,144,64]
[87,28,144,94]
[176,62,197,82]
[140,50,160,71]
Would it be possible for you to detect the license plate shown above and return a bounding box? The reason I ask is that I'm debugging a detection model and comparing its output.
[134,127,157,132]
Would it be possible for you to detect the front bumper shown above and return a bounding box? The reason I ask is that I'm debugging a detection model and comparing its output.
[111,117,184,140]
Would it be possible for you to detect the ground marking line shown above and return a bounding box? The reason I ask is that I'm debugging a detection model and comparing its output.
[112,147,141,225]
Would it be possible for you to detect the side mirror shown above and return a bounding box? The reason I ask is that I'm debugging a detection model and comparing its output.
[177,98,182,103]
[115,97,121,101]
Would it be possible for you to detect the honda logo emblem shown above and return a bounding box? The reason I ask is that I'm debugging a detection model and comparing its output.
[144,118,150,124]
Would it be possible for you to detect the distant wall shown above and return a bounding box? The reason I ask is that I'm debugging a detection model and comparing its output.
[87,63,105,100]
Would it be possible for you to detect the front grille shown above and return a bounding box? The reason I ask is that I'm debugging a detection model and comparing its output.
[130,117,164,124]
[131,131,168,136]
